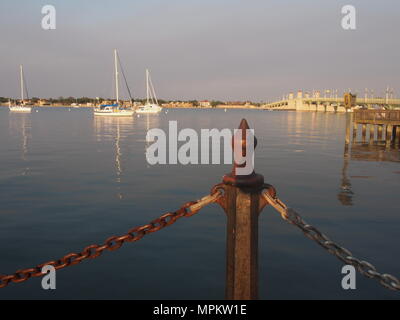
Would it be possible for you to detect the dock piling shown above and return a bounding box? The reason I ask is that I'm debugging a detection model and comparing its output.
[352,110,400,146]
[377,125,383,141]
[353,122,358,141]
[362,124,367,143]
[369,124,375,144]
[386,124,393,148]
[395,126,400,147]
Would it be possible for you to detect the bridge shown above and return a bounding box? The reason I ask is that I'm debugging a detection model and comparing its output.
[263,90,400,112]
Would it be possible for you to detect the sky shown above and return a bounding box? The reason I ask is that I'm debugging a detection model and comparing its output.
[0,0,399,101]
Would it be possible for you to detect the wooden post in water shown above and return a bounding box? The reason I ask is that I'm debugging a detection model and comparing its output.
[369,124,375,144]
[214,119,274,300]
[386,124,393,148]
[377,125,383,141]
[352,122,358,142]
[344,114,351,155]
[395,126,400,147]
[362,124,367,143]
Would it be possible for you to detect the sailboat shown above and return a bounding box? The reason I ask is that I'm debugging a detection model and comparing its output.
[135,69,162,114]
[9,65,32,113]
[94,49,135,117]
[71,98,80,108]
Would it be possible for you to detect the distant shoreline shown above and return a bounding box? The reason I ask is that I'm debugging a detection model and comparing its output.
[0,104,296,111]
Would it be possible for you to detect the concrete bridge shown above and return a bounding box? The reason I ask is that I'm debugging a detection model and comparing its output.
[263,90,400,112]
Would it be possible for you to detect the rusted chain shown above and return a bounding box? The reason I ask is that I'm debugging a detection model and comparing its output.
[0,191,222,289]
[262,190,400,292]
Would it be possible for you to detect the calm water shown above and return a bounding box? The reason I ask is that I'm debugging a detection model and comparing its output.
[0,107,399,300]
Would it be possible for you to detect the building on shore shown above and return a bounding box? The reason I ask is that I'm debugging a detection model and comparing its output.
[199,100,211,108]
[38,99,50,106]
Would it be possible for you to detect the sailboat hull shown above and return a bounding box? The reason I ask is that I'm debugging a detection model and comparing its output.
[135,104,162,114]
[94,109,134,116]
[9,106,32,113]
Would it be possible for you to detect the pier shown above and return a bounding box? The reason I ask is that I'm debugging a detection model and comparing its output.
[351,110,400,147]
[339,111,400,206]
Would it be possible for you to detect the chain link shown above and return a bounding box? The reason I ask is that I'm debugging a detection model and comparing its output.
[262,191,400,292]
[0,191,222,289]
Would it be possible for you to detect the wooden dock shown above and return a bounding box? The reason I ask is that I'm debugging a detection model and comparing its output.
[352,110,400,147]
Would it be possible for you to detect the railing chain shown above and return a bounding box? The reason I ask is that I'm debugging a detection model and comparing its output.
[0,190,222,289]
[262,191,400,292]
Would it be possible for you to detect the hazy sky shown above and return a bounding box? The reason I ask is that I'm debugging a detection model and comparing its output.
[0,0,399,101]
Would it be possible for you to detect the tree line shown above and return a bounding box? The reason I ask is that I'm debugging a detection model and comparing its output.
[0,96,262,106]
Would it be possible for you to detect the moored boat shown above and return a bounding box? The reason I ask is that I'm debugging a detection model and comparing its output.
[93,49,134,117]
[94,104,134,116]
[135,69,162,114]
[9,65,32,113]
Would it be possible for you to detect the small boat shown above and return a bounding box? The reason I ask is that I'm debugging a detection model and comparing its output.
[136,104,162,114]
[9,105,32,113]
[94,49,134,117]
[9,65,32,113]
[94,104,134,116]
[135,69,162,114]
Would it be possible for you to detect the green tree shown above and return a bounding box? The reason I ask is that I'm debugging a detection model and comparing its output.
[189,100,199,107]
[211,100,225,107]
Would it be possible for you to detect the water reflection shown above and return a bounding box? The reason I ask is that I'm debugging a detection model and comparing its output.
[338,146,353,206]
[8,113,31,176]
[338,115,354,206]
[94,116,135,199]
[93,114,161,198]
[338,114,400,206]
[350,143,400,162]
[139,113,161,161]
[2,109,400,299]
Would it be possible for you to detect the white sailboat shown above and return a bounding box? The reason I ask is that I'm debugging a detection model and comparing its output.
[71,98,80,108]
[94,49,134,117]
[135,69,162,114]
[9,65,32,113]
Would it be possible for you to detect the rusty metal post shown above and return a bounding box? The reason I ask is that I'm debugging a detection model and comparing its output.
[213,119,274,300]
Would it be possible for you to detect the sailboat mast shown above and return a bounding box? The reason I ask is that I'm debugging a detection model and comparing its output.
[114,49,119,104]
[149,74,158,105]
[20,65,24,102]
[146,69,149,105]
